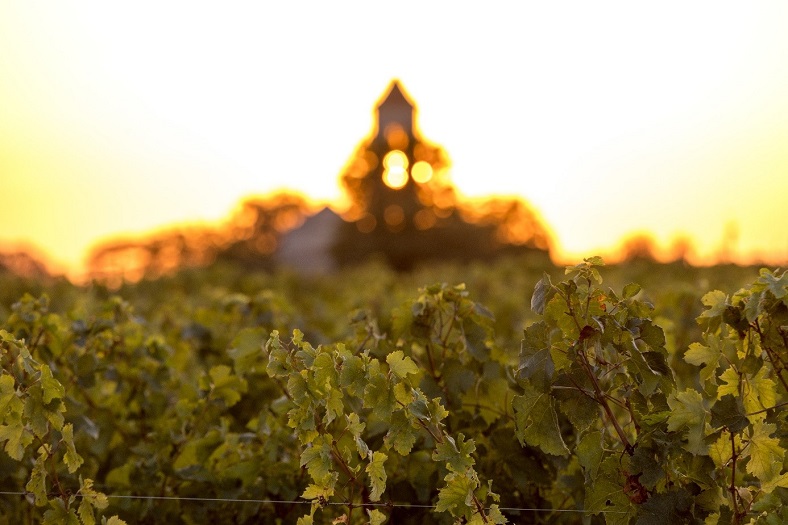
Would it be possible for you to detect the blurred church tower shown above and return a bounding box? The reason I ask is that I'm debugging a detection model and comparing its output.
[338,81,453,242]
[280,79,550,272]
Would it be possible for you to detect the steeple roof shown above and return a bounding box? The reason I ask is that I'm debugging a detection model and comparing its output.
[376,80,415,110]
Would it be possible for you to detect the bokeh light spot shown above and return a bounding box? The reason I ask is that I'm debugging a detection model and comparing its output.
[384,124,409,150]
[356,213,377,233]
[411,161,433,183]
[382,150,409,189]
[384,204,405,226]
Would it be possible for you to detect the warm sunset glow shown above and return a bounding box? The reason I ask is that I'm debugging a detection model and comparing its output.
[2,3,787,277]
[382,150,409,189]
[411,161,433,184]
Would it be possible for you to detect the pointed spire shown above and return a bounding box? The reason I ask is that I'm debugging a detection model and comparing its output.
[375,80,416,140]
[377,80,414,111]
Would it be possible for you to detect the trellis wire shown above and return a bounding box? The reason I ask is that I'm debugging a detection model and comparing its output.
[0,490,631,514]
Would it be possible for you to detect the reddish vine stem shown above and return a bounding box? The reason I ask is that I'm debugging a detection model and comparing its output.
[577,343,633,455]
[562,284,634,455]
[470,492,490,524]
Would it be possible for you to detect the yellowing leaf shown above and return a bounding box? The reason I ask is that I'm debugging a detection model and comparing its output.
[207,365,247,407]
[367,508,387,525]
[40,365,65,404]
[708,433,736,470]
[717,368,740,399]
[366,451,387,501]
[746,421,785,483]
[435,472,475,516]
[62,423,84,474]
[684,342,720,382]
[103,517,128,525]
[386,351,419,378]
[26,449,48,506]
[432,433,476,473]
[0,422,33,460]
[700,290,728,318]
[301,483,334,500]
[0,374,22,420]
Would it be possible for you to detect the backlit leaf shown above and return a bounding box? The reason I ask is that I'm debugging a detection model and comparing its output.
[366,451,387,501]
[386,350,419,378]
[513,385,569,456]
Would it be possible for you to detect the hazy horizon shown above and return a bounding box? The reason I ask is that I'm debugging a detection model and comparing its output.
[3,2,788,278]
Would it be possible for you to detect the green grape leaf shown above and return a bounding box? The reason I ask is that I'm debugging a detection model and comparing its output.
[717,367,740,399]
[639,321,667,353]
[301,483,334,500]
[312,352,337,394]
[667,389,708,454]
[518,322,553,390]
[300,440,333,481]
[761,472,788,494]
[700,291,728,319]
[435,472,475,516]
[544,295,579,340]
[636,489,694,525]
[474,504,508,524]
[0,374,22,422]
[324,388,344,426]
[40,364,66,405]
[26,448,48,506]
[366,451,388,501]
[531,274,553,315]
[102,516,128,525]
[577,431,603,480]
[685,341,721,382]
[43,499,81,525]
[708,432,737,470]
[62,423,84,474]
[386,351,419,378]
[584,457,636,525]
[757,268,788,299]
[710,394,748,433]
[513,385,569,456]
[556,386,599,434]
[384,410,417,455]
[622,283,641,299]
[630,446,663,490]
[207,365,247,407]
[265,331,290,377]
[228,327,266,375]
[339,354,366,396]
[78,478,109,525]
[0,421,33,460]
[626,346,661,396]
[173,430,222,473]
[363,372,395,420]
[433,433,476,473]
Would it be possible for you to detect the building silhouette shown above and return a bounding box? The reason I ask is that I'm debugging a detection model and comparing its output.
[283,80,551,271]
[86,80,551,281]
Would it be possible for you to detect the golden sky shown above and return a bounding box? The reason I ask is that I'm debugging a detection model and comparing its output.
[2,2,788,278]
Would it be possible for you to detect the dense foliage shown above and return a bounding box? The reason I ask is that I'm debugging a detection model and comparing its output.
[0,256,785,524]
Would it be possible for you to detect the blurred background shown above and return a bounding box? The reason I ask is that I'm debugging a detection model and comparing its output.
[2,2,787,282]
